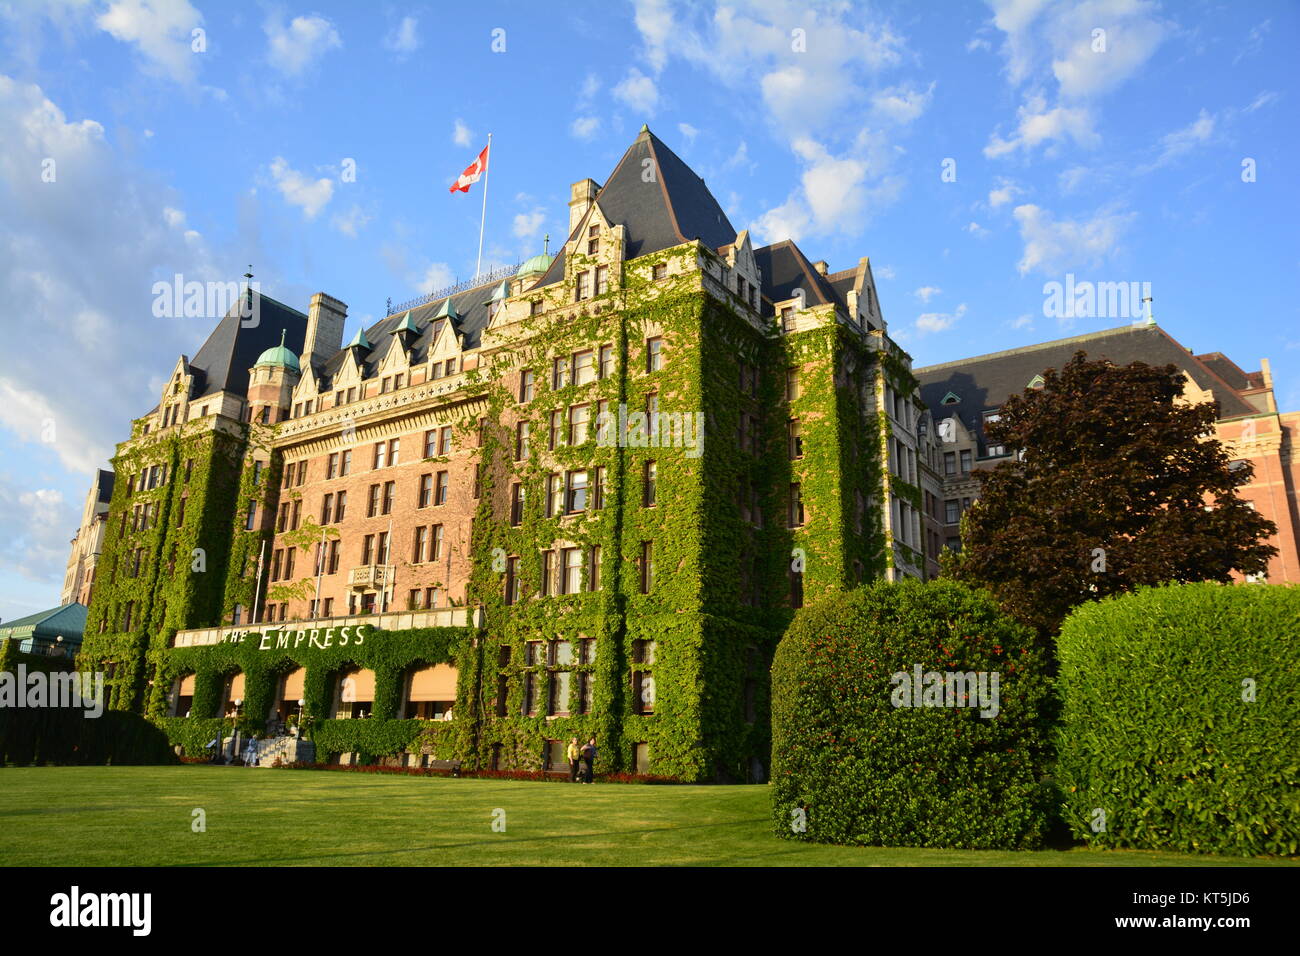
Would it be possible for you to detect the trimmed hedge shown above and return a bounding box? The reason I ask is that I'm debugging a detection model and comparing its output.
[1,706,177,766]
[771,579,1054,849]
[1056,582,1300,857]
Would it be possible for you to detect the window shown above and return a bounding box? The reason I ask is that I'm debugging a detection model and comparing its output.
[788,419,803,459]
[435,471,449,505]
[560,548,583,594]
[643,461,657,506]
[566,470,589,514]
[541,550,554,597]
[530,298,543,316]
[341,449,351,475]
[569,404,590,445]
[389,438,400,467]
[346,388,356,404]
[646,337,663,373]
[245,501,257,531]
[632,639,656,714]
[516,422,530,460]
[424,430,437,458]
[419,473,433,508]
[381,377,391,394]
[593,466,607,510]
[599,345,615,379]
[524,673,539,716]
[438,426,452,456]
[789,484,805,527]
[327,453,339,479]
[781,307,795,332]
[652,262,666,280]
[587,224,600,254]
[960,450,972,474]
[511,483,525,526]
[504,556,521,605]
[546,474,563,518]
[576,270,591,301]
[374,442,387,469]
[321,493,334,524]
[335,491,347,521]
[572,349,595,385]
[290,499,301,530]
[589,546,601,592]
[328,539,340,574]
[549,409,563,450]
[413,526,428,563]
[519,369,534,403]
[943,451,956,476]
[394,373,404,389]
[639,541,654,594]
[367,484,381,517]
[595,264,608,294]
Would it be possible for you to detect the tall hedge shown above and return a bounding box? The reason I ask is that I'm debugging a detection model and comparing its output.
[1056,582,1300,857]
[771,579,1054,849]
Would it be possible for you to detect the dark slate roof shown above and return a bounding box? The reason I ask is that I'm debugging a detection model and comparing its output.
[316,281,502,386]
[915,324,1260,453]
[0,602,87,641]
[1195,352,1254,391]
[753,240,841,311]
[188,293,307,399]
[534,127,736,288]
[94,469,114,504]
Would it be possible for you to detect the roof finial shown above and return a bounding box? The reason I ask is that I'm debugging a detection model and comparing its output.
[279,328,286,348]
[543,233,550,255]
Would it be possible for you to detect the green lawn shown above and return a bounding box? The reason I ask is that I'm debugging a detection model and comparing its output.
[1,766,1290,867]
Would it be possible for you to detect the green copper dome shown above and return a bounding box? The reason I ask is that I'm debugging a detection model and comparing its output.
[254,330,300,372]
[517,252,554,277]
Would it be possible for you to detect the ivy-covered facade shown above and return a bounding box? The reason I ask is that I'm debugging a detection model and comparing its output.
[76,128,933,782]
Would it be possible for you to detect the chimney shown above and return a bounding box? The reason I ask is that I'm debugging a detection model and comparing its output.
[813,260,829,276]
[569,178,599,234]
[304,292,347,367]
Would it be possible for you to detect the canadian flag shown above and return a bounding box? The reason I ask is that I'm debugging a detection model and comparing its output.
[449,143,490,193]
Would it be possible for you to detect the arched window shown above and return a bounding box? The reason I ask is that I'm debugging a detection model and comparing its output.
[404,664,458,720]
[273,667,306,723]
[170,673,195,717]
[220,672,246,717]
[333,667,375,719]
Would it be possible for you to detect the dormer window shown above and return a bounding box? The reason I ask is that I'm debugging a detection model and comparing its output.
[588,224,600,255]
[1027,375,1046,390]
[576,271,591,301]
[488,299,500,322]
[941,391,961,406]
[781,307,795,333]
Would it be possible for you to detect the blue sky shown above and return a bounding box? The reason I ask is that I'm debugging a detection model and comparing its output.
[1,0,1296,623]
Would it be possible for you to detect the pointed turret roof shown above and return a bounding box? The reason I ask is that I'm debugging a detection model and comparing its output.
[534,126,735,287]
[390,311,419,335]
[346,327,372,350]
[433,297,459,321]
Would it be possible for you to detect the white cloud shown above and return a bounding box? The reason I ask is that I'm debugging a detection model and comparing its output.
[1058,166,1091,192]
[613,67,659,115]
[268,156,334,219]
[871,83,934,124]
[0,75,235,476]
[384,15,419,55]
[570,116,600,141]
[1138,109,1214,172]
[677,122,698,143]
[96,0,204,84]
[419,262,454,294]
[0,480,74,585]
[967,221,991,239]
[264,12,341,77]
[513,208,545,239]
[577,73,600,106]
[452,118,472,148]
[916,302,967,334]
[913,286,942,303]
[1012,203,1135,275]
[988,177,1020,207]
[985,95,1099,157]
[1009,313,1034,329]
[331,204,370,238]
[633,0,676,72]
[1245,90,1278,113]
[873,265,896,280]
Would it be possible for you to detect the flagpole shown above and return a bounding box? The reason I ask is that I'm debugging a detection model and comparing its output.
[475,133,492,279]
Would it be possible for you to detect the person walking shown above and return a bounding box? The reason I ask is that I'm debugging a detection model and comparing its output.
[566,737,582,783]
[580,736,597,784]
[243,735,259,767]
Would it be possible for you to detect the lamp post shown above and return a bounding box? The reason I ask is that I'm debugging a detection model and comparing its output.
[232,697,243,764]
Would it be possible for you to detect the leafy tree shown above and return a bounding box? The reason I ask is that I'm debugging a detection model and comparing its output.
[947,352,1276,637]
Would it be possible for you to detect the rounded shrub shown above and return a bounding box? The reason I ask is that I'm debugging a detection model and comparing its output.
[771,578,1054,849]
[1056,582,1300,857]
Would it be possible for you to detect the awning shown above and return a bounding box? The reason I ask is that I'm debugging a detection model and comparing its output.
[408,665,457,701]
